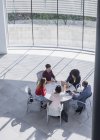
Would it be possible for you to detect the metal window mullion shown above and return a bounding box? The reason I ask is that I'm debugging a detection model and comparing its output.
[13,0,16,24]
[82,0,85,50]
[31,0,34,46]
[57,0,59,47]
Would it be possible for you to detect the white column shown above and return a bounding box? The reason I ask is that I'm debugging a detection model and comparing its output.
[0,0,7,54]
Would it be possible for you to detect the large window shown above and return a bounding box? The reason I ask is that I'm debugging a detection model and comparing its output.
[83,0,97,51]
[6,0,97,51]
[32,0,57,47]
[7,0,33,46]
[58,0,83,49]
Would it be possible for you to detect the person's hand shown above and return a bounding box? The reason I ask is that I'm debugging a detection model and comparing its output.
[63,84,67,91]
[51,78,56,82]
[71,92,75,96]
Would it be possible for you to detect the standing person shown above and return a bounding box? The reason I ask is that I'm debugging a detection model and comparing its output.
[42,64,57,83]
[72,81,92,113]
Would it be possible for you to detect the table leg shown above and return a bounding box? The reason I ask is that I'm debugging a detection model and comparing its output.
[63,100,70,112]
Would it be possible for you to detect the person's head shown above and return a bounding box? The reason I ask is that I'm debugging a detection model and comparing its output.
[82,81,88,88]
[55,85,62,94]
[45,64,51,72]
[70,69,80,79]
[39,78,46,87]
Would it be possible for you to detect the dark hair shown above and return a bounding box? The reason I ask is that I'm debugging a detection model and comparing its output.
[82,81,88,87]
[45,64,51,68]
[70,69,80,78]
[55,85,61,93]
[38,78,46,87]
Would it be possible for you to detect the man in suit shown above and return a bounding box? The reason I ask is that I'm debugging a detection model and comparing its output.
[72,81,92,113]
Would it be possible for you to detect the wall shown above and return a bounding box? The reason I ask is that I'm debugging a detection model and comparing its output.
[0,0,7,54]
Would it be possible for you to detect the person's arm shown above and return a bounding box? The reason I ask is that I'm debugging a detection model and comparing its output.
[51,71,55,79]
[66,75,73,84]
[51,71,57,82]
[75,76,81,86]
[72,91,85,100]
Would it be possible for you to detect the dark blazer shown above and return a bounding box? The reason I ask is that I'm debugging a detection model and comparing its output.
[66,75,81,88]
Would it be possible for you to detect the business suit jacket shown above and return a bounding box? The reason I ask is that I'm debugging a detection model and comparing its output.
[73,85,92,107]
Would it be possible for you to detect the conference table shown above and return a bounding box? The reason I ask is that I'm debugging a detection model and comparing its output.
[45,81,76,102]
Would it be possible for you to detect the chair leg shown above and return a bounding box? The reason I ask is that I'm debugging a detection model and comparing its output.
[86,108,89,120]
[27,102,29,112]
[47,114,49,123]
[60,115,61,126]
[89,99,92,112]
[27,99,30,112]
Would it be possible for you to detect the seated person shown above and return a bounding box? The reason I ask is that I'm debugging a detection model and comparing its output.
[42,64,56,83]
[72,81,92,113]
[61,69,81,91]
[66,69,81,89]
[48,85,63,115]
[35,78,47,107]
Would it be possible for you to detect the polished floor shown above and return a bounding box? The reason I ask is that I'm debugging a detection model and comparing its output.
[0,47,94,140]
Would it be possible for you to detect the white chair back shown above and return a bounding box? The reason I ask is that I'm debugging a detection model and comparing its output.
[37,70,44,81]
[47,102,63,125]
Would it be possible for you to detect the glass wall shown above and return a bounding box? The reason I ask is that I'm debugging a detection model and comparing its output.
[6,0,97,51]
[7,0,33,46]
[58,0,83,49]
[83,0,97,51]
[32,0,57,47]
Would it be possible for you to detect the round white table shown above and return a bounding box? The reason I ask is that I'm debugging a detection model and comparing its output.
[45,81,75,102]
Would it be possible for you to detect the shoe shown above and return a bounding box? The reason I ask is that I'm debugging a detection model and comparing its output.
[41,101,43,105]
[75,109,82,114]
[41,104,47,109]
[75,107,83,114]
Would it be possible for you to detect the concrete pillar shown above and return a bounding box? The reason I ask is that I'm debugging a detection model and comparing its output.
[92,0,100,140]
[0,0,7,54]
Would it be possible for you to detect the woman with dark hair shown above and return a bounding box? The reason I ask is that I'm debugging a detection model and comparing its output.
[66,69,81,88]
[48,85,62,114]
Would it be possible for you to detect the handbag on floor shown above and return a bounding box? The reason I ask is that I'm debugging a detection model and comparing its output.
[61,110,68,122]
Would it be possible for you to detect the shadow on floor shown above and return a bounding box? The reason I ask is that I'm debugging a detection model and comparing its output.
[0,79,92,140]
